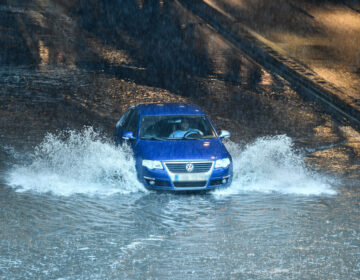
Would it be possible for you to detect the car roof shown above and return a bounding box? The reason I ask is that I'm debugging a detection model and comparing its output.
[135,103,205,116]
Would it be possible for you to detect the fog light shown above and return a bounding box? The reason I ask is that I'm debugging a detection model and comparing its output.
[149,180,155,185]
[222,178,227,184]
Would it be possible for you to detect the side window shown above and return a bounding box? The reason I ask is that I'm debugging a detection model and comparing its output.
[116,108,134,129]
[124,110,139,136]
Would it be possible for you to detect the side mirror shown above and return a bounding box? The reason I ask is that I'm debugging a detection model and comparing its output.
[219,130,231,139]
[122,131,135,140]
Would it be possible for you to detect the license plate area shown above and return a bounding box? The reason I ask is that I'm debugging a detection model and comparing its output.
[172,173,209,182]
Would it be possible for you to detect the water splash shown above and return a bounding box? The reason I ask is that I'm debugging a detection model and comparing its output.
[215,135,336,196]
[6,130,335,196]
[6,127,146,196]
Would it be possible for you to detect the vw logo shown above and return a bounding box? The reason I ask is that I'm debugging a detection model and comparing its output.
[186,163,194,172]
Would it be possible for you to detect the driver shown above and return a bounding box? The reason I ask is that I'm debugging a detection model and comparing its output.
[169,119,201,138]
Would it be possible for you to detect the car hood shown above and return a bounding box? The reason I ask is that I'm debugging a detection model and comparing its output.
[135,138,230,161]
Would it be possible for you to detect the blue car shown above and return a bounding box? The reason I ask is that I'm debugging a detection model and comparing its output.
[114,103,233,191]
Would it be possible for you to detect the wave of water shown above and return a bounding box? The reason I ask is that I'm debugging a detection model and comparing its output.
[6,129,335,196]
[215,135,336,196]
[6,127,146,195]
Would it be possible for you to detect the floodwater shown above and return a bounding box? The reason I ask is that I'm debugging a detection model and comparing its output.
[0,0,359,279]
[0,128,359,279]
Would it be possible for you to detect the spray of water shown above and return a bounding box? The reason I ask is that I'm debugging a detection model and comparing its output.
[6,129,335,196]
[6,127,146,196]
[215,135,336,196]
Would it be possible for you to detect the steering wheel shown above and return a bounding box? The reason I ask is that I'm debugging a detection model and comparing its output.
[184,129,204,138]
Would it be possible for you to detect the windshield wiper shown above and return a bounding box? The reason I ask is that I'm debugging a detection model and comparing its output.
[142,136,167,141]
[181,135,217,140]
[181,136,201,140]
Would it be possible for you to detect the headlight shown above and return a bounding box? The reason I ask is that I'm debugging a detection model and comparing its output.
[142,159,163,170]
[215,158,230,169]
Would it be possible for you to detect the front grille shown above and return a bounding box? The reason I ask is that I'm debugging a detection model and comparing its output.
[165,162,213,173]
[173,181,207,188]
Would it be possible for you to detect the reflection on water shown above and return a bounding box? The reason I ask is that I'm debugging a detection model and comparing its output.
[0,183,358,279]
[340,126,360,158]
[38,40,49,65]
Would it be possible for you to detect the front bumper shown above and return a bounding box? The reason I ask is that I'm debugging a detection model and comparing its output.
[140,161,232,191]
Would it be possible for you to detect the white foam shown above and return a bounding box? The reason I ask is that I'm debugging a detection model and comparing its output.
[6,127,146,196]
[120,235,164,254]
[214,135,336,196]
[6,130,335,197]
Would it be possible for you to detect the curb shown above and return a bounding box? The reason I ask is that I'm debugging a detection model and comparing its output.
[179,0,360,129]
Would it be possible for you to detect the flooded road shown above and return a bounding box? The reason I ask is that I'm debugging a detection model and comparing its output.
[1,129,358,279]
[0,0,359,279]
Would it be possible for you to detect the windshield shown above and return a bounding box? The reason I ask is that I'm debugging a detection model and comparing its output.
[140,115,217,140]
